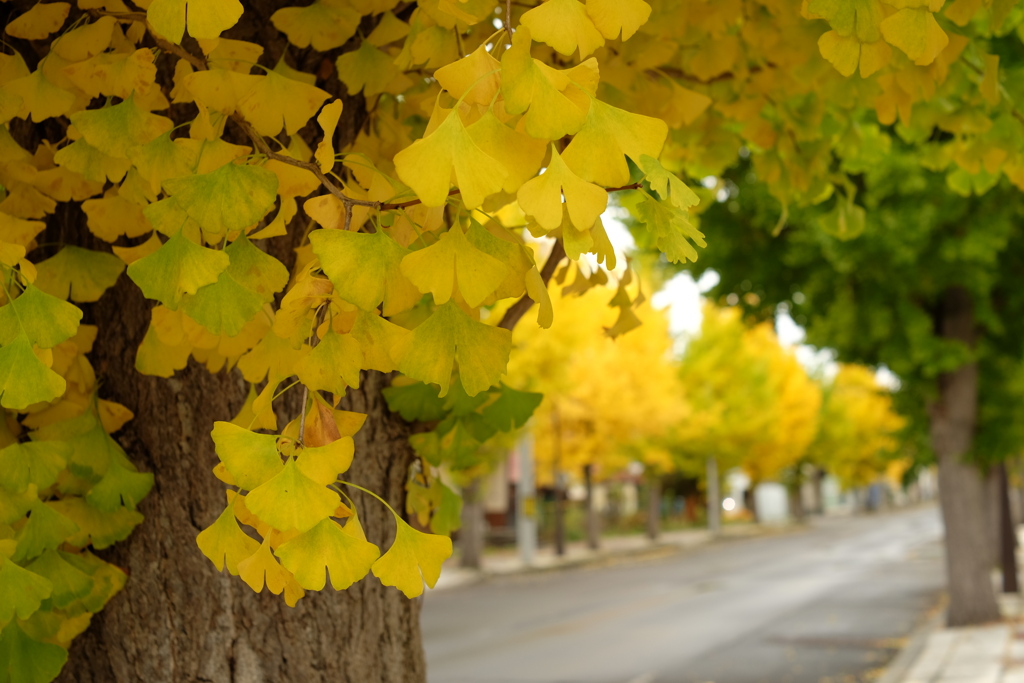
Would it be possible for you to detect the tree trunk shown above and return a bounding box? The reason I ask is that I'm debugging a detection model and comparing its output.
[998,462,1019,593]
[460,478,485,570]
[583,464,600,550]
[987,466,1002,569]
[553,473,567,557]
[57,274,424,681]
[930,287,1000,627]
[706,456,720,535]
[647,475,661,540]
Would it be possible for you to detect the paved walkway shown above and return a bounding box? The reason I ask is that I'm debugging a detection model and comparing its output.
[433,522,784,591]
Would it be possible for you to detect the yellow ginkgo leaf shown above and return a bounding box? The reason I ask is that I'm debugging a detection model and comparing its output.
[500,28,595,141]
[335,40,412,99]
[6,2,70,41]
[371,514,452,598]
[393,107,507,209]
[182,68,257,116]
[400,226,510,308]
[521,0,605,58]
[237,537,292,596]
[879,7,948,65]
[524,266,553,329]
[434,45,501,106]
[210,422,284,491]
[393,300,512,397]
[309,228,421,316]
[517,146,607,232]
[128,132,201,194]
[196,503,259,575]
[562,98,668,187]
[236,69,330,137]
[585,0,651,41]
[295,437,354,485]
[818,30,860,77]
[271,0,361,51]
[4,69,77,123]
[147,0,244,43]
[466,111,547,194]
[62,48,158,100]
[244,459,340,533]
[349,311,409,373]
[275,518,380,591]
[314,100,343,170]
[34,246,125,303]
[81,193,153,243]
[295,329,363,394]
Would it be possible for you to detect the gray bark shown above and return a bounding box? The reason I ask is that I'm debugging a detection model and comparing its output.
[584,464,600,550]
[647,476,661,540]
[460,478,484,570]
[930,287,1000,626]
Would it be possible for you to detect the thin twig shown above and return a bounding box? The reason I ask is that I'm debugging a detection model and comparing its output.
[498,238,566,330]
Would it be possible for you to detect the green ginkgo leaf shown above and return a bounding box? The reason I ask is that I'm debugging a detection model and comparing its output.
[0,621,67,683]
[127,230,231,309]
[634,196,706,264]
[393,300,512,397]
[0,556,51,628]
[162,162,278,234]
[25,549,94,609]
[211,422,284,491]
[309,228,421,316]
[85,458,154,512]
[69,94,172,160]
[12,500,79,563]
[0,333,67,411]
[49,498,143,550]
[371,515,452,598]
[0,441,70,494]
[275,518,379,591]
[244,459,339,533]
[0,285,82,348]
[639,155,700,209]
[181,235,288,335]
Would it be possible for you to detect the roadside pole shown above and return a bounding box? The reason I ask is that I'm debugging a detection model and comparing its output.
[707,455,721,536]
[517,431,537,567]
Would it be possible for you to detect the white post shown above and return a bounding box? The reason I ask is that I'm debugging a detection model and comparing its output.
[516,431,537,567]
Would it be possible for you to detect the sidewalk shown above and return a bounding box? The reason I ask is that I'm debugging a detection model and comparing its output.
[892,613,1023,683]
[889,528,1024,683]
[433,522,788,591]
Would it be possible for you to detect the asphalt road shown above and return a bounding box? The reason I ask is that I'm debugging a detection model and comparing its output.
[421,506,945,683]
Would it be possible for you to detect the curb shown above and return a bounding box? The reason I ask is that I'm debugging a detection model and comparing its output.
[876,596,947,683]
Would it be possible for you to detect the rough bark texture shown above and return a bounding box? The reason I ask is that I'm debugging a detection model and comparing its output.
[930,287,1001,627]
[57,270,425,682]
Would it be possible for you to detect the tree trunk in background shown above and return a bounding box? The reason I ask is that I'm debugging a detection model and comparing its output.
[931,287,1000,627]
[810,468,825,515]
[998,462,1019,593]
[553,472,567,556]
[58,281,424,682]
[647,476,662,540]
[584,465,600,550]
[788,467,805,523]
[460,478,485,570]
[986,466,1002,570]
[706,457,721,535]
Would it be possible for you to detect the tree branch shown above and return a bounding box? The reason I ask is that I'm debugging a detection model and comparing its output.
[498,238,566,331]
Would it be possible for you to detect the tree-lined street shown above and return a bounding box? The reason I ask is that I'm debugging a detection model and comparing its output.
[424,507,944,683]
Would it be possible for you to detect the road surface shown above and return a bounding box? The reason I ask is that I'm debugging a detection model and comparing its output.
[422,506,945,683]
